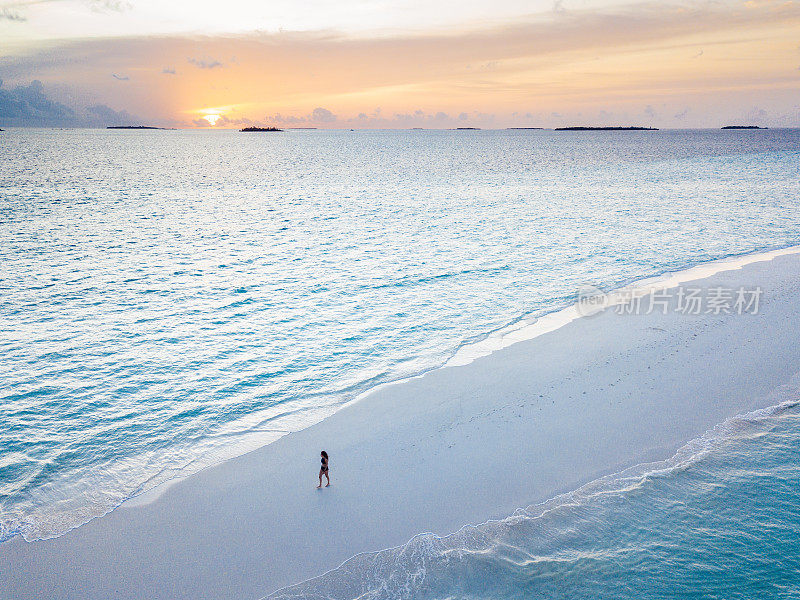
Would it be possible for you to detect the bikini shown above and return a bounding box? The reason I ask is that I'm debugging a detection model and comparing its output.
[321,457,328,472]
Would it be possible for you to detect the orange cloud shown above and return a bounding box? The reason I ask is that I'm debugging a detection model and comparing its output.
[2,1,799,127]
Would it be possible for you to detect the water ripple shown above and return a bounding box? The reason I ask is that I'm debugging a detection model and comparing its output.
[1,128,800,542]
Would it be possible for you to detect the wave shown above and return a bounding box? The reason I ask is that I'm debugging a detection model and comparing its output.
[3,244,799,545]
[267,380,800,600]
[362,264,512,291]
[445,243,800,367]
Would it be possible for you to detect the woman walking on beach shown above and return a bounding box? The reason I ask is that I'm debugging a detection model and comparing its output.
[318,451,330,488]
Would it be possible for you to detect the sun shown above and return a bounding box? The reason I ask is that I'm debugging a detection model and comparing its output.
[203,113,221,126]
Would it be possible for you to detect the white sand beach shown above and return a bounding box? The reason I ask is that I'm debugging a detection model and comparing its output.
[3,248,800,600]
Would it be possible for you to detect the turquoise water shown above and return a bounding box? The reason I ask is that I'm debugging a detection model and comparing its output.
[271,386,800,600]
[1,128,800,545]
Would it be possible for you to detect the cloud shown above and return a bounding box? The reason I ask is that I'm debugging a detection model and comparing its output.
[86,103,136,126]
[0,79,75,126]
[674,107,689,119]
[161,67,176,75]
[745,106,768,121]
[4,0,800,128]
[88,0,130,11]
[1,0,127,20]
[644,104,657,118]
[0,7,26,21]
[692,49,704,58]
[262,108,499,128]
[112,73,130,80]
[188,57,223,69]
[471,111,494,122]
[264,107,336,125]
[310,107,337,123]
[270,113,307,124]
[0,79,142,127]
[192,114,253,127]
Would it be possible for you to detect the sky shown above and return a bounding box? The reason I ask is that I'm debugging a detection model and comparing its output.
[1,0,799,128]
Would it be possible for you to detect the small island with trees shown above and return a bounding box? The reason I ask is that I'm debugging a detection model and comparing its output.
[721,125,767,129]
[107,125,167,130]
[240,126,283,132]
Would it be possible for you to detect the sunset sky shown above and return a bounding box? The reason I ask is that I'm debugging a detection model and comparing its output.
[1,0,799,128]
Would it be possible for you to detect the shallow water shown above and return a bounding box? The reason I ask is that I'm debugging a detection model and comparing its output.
[1,127,800,541]
[270,384,800,600]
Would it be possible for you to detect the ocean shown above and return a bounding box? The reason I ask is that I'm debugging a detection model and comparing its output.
[271,386,800,600]
[2,128,800,581]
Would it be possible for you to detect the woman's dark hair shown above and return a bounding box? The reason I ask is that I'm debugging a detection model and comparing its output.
[321,450,328,459]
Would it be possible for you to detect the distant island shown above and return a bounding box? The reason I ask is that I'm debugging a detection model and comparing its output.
[555,126,658,131]
[722,125,766,130]
[240,126,283,132]
[507,127,543,130]
[107,125,167,130]
[287,127,317,130]
[0,128,4,132]
[455,127,480,130]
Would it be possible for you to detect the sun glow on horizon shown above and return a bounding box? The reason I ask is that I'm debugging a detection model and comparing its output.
[1,1,799,129]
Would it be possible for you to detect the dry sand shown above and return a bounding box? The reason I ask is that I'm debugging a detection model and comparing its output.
[3,249,800,600]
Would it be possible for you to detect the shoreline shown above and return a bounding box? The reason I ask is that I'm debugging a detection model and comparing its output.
[444,243,800,367]
[77,243,800,513]
[6,243,796,543]
[4,248,800,598]
[270,390,800,599]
